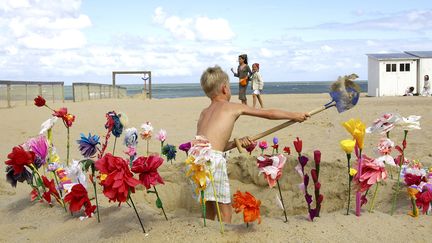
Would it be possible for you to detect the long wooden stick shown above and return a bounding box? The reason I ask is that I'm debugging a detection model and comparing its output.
[225,105,332,152]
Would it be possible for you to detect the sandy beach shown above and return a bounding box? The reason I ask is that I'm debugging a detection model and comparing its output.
[1,93,432,242]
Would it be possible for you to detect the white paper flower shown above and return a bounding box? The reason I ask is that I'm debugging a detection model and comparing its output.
[39,117,58,134]
[395,115,421,131]
[375,155,396,167]
[140,122,153,139]
[124,127,138,147]
[66,160,87,188]
[366,113,401,134]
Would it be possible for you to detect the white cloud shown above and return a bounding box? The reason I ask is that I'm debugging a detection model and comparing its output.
[152,7,235,41]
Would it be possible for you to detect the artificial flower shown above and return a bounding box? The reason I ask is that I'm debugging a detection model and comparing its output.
[77,133,100,158]
[185,160,210,194]
[342,119,366,149]
[39,117,58,134]
[283,146,291,155]
[5,166,32,187]
[272,137,279,152]
[124,146,136,157]
[272,137,279,145]
[162,144,177,162]
[56,167,72,190]
[140,122,153,140]
[124,127,139,147]
[5,146,35,175]
[395,115,421,131]
[53,107,75,127]
[258,140,268,150]
[376,138,394,155]
[34,95,46,107]
[117,112,129,127]
[232,191,261,224]
[356,155,387,192]
[416,190,432,214]
[293,137,302,154]
[366,113,401,134]
[157,129,167,142]
[245,141,257,154]
[95,153,140,203]
[256,154,286,188]
[105,111,123,137]
[188,136,212,165]
[42,175,61,205]
[340,139,356,154]
[179,141,192,154]
[131,155,165,189]
[27,135,49,168]
[64,183,96,217]
[375,155,396,167]
[47,162,59,172]
[314,150,321,165]
[349,168,358,177]
[66,160,87,187]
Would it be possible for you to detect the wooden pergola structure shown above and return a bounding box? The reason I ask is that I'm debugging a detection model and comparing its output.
[112,71,152,99]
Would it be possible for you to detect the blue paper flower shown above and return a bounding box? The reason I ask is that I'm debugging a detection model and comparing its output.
[162,144,177,162]
[77,133,100,158]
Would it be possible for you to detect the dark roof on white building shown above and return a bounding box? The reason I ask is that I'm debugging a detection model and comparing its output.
[366,53,419,61]
[404,51,432,58]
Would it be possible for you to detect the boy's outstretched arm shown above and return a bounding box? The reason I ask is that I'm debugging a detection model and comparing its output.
[240,104,310,122]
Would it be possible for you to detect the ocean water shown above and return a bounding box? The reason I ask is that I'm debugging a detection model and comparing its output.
[64,81,368,100]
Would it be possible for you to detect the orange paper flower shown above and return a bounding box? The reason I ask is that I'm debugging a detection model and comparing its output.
[232,191,261,224]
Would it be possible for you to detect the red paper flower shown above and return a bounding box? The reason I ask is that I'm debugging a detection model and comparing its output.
[232,191,261,224]
[314,150,321,165]
[34,95,46,107]
[293,137,302,154]
[131,155,165,189]
[283,146,291,155]
[5,146,35,175]
[416,190,432,214]
[64,184,96,217]
[404,173,424,186]
[95,153,140,203]
[53,107,75,127]
[42,175,61,205]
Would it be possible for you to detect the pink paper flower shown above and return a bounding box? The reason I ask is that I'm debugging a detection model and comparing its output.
[356,155,387,192]
[366,113,400,134]
[256,154,286,188]
[258,141,268,150]
[156,129,167,142]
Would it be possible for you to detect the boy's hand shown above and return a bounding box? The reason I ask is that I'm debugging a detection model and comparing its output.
[292,112,310,123]
[239,136,253,148]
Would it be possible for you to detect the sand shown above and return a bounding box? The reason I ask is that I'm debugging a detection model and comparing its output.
[1,93,431,242]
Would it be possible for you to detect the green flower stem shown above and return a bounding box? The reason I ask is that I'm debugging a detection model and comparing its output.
[276,180,288,222]
[128,195,146,233]
[390,130,408,215]
[368,183,379,213]
[146,140,150,156]
[112,137,117,155]
[346,153,351,215]
[51,171,67,212]
[153,186,168,221]
[92,181,101,223]
[66,126,70,166]
[410,197,418,217]
[200,190,206,227]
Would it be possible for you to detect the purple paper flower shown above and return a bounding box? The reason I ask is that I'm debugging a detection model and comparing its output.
[304,174,310,187]
[299,155,309,171]
[47,162,59,172]
[273,137,279,145]
[179,142,191,153]
[77,133,100,158]
[305,193,313,204]
[27,135,48,168]
[309,208,317,221]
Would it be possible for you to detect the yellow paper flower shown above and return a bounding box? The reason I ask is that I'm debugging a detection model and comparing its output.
[186,163,209,194]
[349,168,358,177]
[407,187,419,199]
[340,139,356,154]
[342,119,366,149]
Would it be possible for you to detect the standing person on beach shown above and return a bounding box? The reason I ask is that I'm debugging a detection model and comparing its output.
[231,54,252,105]
[421,75,430,96]
[194,65,309,223]
[250,63,264,108]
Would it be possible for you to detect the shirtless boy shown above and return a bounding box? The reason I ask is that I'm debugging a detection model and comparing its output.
[195,65,309,223]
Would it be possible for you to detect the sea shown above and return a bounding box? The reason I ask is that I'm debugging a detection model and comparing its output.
[64,81,368,100]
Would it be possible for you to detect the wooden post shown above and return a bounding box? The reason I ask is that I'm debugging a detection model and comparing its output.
[7,84,11,108]
[99,84,102,99]
[112,73,116,98]
[62,83,65,103]
[72,83,76,102]
[52,84,55,103]
[87,83,91,100]
[25,84,28,106]
[149,71,152,99]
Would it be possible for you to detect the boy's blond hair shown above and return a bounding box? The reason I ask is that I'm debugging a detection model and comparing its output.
[200,65,229,98]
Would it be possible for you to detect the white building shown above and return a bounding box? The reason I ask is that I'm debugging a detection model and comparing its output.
[366,51,432,96]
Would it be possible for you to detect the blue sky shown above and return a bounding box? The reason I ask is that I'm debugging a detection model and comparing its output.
[1,0,431,84]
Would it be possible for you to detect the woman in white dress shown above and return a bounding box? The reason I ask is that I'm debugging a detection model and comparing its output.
[250,63,264,108]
